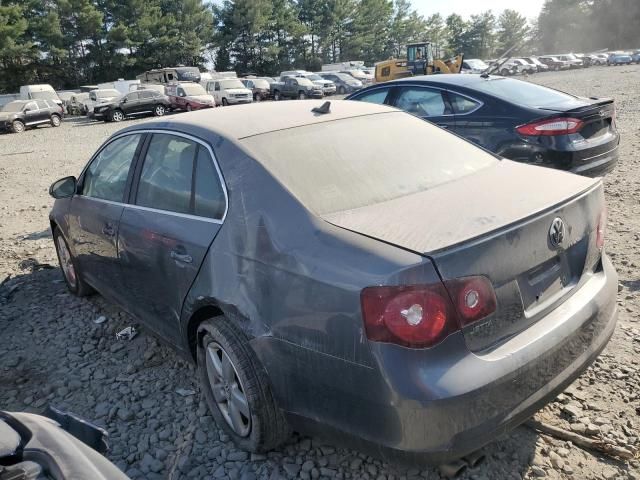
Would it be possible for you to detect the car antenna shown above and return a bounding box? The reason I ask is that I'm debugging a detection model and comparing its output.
[312,101,331,114]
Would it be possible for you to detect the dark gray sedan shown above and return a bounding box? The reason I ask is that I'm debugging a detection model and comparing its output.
[49,101,617,464]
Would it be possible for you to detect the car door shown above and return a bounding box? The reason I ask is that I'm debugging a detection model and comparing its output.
[67,133,144,301]
[389,86,455,130]
[117,132,227,343]
[35,100,51,123]
[136,91,155,113]
[122,92,140,115]
[213,82,222,104]
[23,101,40,125]
[449,90,514,151]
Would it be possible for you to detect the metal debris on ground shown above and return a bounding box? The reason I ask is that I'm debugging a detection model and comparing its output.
[93,316,107,324]
[175,388,196,397]
[115,326,137,341]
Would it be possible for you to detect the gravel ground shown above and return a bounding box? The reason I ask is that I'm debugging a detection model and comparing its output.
[1,66,640,480]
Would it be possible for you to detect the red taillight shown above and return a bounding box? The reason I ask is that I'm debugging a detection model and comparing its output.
[516,117,584,136]
[596,208,607,250]
[360,276,496,349]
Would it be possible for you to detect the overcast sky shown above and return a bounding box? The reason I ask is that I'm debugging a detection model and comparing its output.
[412,0,545,20]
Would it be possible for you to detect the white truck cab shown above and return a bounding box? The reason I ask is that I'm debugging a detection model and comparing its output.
[19,84,62,106]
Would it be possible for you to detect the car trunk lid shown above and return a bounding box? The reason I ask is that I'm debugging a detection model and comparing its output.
[323,161,604,351]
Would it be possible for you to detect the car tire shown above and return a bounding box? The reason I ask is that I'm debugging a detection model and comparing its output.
[254,94,260,102]
[273,91,280,101]
[500,69,509,76]
[186,104,193,112]
[298,91,306,100]
[11,120,25,133]
[222,98,229,106]
[338,86,346,95]
[50,114,61,127]
[197,317,290,453]
[154,104,166,116]
[110,109,124,122]
[53,227,93,297]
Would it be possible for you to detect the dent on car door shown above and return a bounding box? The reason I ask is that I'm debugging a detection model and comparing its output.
[391,86,455,130]
[117,133,226,345]
[67,133,144,300]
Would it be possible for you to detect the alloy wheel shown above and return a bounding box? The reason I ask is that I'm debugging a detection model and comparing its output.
[51,115,61,127]
[205,342,251,437]
[56,235,77,288]
[155,105,165,116]
[112,110,124,122]
[12,121,24,133]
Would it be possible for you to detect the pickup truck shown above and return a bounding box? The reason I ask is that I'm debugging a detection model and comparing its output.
[271,77,324,101]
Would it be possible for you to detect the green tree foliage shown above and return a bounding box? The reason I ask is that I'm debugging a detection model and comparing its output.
[497,9,528,54]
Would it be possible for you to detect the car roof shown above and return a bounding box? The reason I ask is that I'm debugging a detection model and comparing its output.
[383,73,502,88]
[134,100,395,140]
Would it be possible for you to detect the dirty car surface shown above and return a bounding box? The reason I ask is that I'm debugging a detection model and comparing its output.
[48,100,618,464]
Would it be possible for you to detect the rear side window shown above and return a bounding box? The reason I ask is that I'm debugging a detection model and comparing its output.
[352,89,389,105]
[139,91,153,99]
[125,92,139,101]
[448,92,481,114]
[394,87,448,116]
[136,134,196,214]
[194,148,226,219]
[83,134,142,202]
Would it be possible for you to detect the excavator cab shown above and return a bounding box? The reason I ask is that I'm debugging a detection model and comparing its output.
[407,42,434,76]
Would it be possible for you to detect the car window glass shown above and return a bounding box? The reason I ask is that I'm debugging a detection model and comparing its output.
[82,134,141,202]
[352,89,389,104]
[448,92,480,114]
[136,134,196,214]
[25,102,37,111]
[395,87,447,116]
[126,92,139,101]
[140,91,152,99]
[35,100,48,109]
[194,148,226,219]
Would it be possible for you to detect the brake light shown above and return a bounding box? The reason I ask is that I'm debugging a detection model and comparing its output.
[360,276,496,349]
[516,117,584,136]
[596,207,607,250]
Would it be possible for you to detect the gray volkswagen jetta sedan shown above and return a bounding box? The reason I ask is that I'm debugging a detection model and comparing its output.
[48,100,617,464]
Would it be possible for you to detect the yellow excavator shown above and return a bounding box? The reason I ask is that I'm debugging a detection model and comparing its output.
[375,42,464,83]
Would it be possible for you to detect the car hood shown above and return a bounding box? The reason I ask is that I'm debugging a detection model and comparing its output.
[186,94,215,103]
[313,80,334,87]
[321,160,596,254]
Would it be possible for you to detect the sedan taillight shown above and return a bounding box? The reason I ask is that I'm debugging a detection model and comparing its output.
[360,276,496,349]
[516,117,584,136]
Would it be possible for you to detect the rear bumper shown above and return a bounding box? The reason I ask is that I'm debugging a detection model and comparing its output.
[267,256,617,464]
[569,145,619,176]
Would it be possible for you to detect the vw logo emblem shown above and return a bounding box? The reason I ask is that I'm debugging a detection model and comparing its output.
[549,217,566,248]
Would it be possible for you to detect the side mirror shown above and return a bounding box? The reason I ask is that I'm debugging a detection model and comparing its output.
[122,98,128,103]
[24,107,32,112]
[49,176,77,199]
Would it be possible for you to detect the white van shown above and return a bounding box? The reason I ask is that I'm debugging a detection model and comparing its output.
[19,84,62,106]
[83,89,122,115]
[205,78,252,106]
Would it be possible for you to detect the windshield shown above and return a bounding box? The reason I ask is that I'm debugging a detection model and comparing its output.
[564,54,578,60]
[345,70,365,78]
[473,77,578,108]
[241,113,496,215]
[333,73,357,82]
[252,79,270,88]
[466,59,488,68]
[182,84,207,95]
[306,74,322,81]
[30,91,59,100]
[2,102,25,112]
[220,79,245,89]
[97,89,120,98]
[296,78,314,87]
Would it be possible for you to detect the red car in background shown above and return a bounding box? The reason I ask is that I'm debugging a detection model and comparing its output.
[166,82,216,111]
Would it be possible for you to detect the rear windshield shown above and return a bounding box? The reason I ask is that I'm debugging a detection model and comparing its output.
[30,90,59,100]
[473,77,577,108]
[241,112,497,214]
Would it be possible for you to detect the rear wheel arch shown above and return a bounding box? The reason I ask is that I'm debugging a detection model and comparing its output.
[187,303,225,362]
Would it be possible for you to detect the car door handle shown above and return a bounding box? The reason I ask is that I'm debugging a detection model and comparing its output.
[102,224,115,237]
[170,250,193,264]
[437,124,449,129]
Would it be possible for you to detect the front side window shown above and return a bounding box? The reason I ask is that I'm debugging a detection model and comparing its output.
[394,87,447,116]
[82,134,142,202]
[136,134,197,215]
[125,92,139,102]
[35,100,48,109]
[25,102,37,111]
[351,89,389,105]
